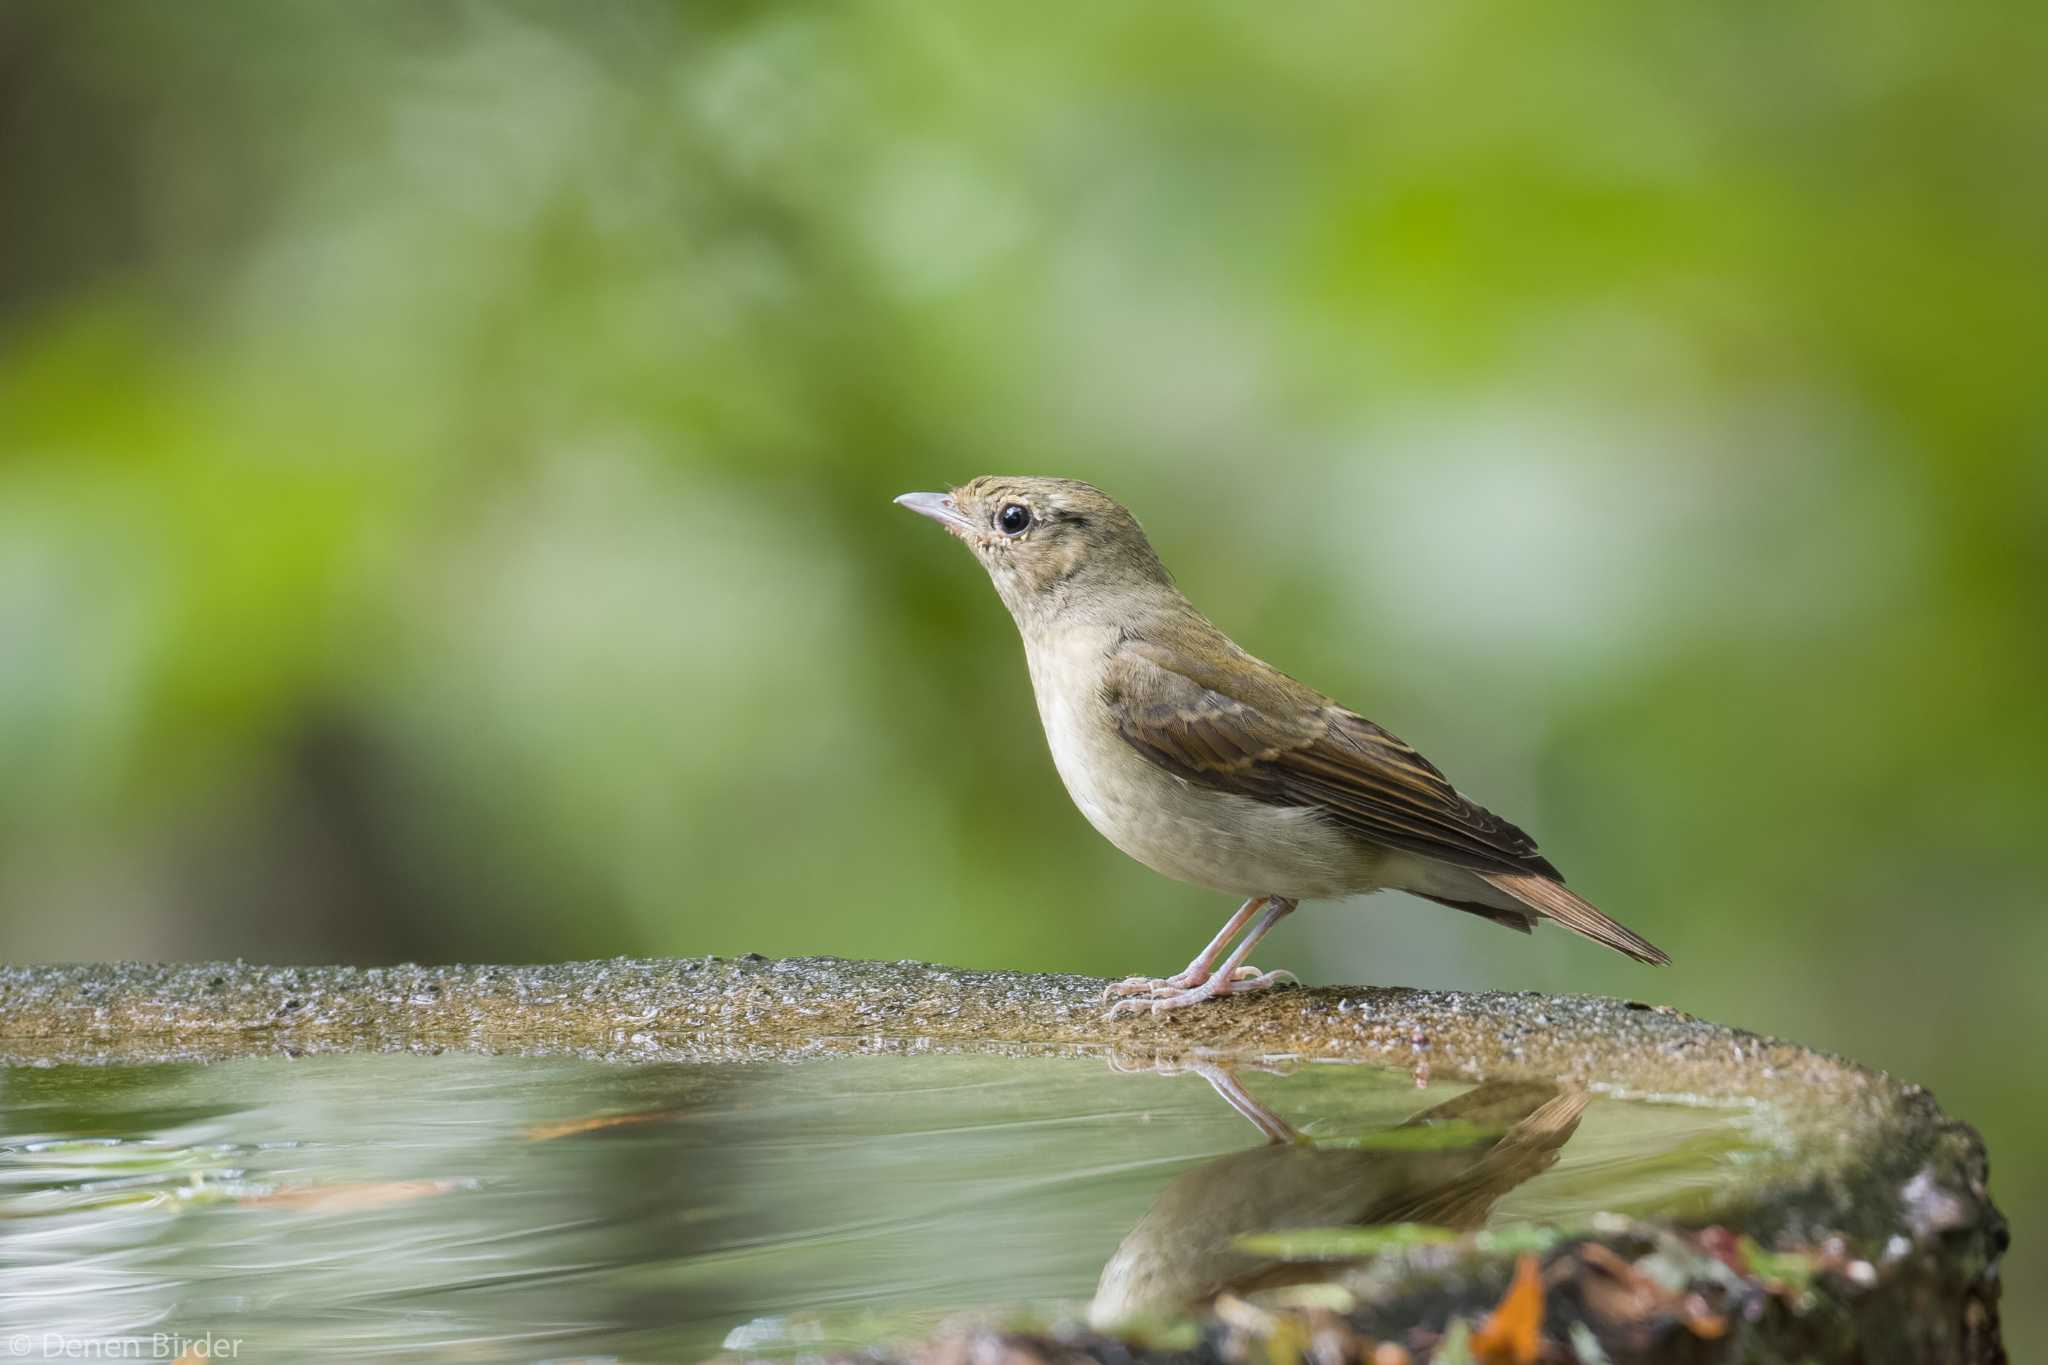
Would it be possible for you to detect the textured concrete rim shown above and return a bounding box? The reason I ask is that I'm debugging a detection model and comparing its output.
[0,953,1919,1099]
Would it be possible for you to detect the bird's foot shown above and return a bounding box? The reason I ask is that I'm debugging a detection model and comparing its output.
[1105,967,1298,1018]
[1103,963,1258,1002]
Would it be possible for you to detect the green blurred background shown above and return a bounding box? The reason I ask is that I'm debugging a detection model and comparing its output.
[2,0,2041,1345]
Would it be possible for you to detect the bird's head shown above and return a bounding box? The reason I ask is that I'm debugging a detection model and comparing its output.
[894,476,1173,627]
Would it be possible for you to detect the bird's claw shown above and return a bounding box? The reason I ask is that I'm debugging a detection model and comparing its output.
[1104,967,1298,1017]
[1102,964,1267,1002]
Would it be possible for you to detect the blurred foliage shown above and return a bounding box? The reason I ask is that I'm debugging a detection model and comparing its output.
[0,0,2043,1346]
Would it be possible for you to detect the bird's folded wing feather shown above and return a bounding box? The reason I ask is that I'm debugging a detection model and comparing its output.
[1101,637,1561,879]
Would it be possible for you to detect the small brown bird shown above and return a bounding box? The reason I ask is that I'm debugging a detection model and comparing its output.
[895,476,1668,1015]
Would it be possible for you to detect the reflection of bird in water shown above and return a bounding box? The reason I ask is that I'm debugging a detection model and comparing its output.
[1090,1064,1586,1327]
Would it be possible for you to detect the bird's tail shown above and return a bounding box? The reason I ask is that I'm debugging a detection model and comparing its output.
[1480,873,1671,965]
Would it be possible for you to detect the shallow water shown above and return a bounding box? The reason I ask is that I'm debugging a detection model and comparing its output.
[0,1053,1782,1361]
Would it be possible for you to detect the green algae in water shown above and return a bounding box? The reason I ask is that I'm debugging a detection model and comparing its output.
[1234,1223,1464,1258]
[0,1052,1788,1361]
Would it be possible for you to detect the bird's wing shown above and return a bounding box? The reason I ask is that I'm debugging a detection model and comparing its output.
[1099,636,1561,879]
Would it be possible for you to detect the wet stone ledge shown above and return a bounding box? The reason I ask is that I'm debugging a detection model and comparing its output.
[0,955,2007,1364]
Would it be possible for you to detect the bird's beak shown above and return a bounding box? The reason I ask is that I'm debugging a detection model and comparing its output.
[893,491,976,536]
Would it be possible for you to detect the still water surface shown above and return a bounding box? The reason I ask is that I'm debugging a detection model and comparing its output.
[0,1053,1779,1361]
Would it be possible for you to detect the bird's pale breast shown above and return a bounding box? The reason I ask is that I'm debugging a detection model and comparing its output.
[1023,627,1382,901]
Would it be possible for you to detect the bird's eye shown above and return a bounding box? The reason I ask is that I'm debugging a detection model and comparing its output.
[996,504,1033,536]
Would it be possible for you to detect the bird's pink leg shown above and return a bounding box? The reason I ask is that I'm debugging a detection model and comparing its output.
[1106,896,1267,1000]
[1108,898,1300,1016]
[1189,1061,1302,1145]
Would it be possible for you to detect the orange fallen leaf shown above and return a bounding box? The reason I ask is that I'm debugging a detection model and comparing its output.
[1470,1253,1545,1364]
[524,1109,676,1141]
[1679,1293,1729,1340]
[238,1178,469,1213]
[1576,1243,1728,1340]
[1577,1242,1666,1324]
